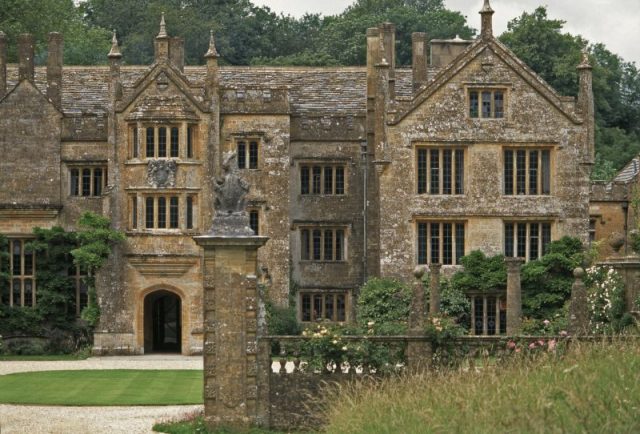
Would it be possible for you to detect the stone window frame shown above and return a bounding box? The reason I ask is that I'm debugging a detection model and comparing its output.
[503,221,553,261]
[68,163,108,197]
[1,238,36,308]
[298,225,348,263]
[415,146,465,195]
[129,122,199,161]
[248,208,260,235]
[299,289,350,323]
[236,139,260,170]
[128,192,199,233]
[415,220,466,265]
[299,163,347,196]
[503,147,553,196]
[465,84,510,120]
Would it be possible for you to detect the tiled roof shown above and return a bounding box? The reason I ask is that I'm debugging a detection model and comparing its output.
[613,156,640,183]
[5,65,419,117]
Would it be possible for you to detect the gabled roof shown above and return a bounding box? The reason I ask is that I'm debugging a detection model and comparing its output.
[117,61,208,114]
[0,78,62,116]
[389,36,582,125]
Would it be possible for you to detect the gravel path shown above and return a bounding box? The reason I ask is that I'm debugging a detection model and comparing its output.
[0,355,205,434]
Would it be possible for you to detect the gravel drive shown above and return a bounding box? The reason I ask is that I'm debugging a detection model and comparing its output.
[0,355,205,434]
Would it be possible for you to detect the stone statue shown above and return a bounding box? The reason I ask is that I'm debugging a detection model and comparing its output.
[215,153,249,214]
[209,152,254,236]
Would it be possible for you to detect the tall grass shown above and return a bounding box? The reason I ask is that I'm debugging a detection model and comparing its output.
[323,340,640,433]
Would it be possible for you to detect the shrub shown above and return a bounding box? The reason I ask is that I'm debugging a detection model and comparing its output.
[356,278,411,327]
[449,251,506,293]
[266,302,300,336]
[585,265,627,333]
[427,278,470,329]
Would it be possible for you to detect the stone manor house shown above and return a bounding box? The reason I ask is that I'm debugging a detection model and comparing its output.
[0,1,595,354]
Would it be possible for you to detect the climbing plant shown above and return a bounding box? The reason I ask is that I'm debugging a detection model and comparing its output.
[71,212,125,327]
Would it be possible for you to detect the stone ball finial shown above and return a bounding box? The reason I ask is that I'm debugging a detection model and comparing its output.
[413,265,426,280]
[608,232,625,252]
[573,267,585,279]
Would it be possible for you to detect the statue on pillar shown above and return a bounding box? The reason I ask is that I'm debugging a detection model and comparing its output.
[210,152,254,236]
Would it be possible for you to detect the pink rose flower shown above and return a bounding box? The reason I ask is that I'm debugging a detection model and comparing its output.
[559,330,568,337]
[528,342,537,349]
[507,340,516,350]
[543,319,550,326]
[548,339,557,351]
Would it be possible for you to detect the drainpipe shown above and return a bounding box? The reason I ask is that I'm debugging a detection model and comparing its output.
[361,141,368,283]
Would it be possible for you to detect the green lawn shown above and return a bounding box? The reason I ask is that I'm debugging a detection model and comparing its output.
[0,370,203,406]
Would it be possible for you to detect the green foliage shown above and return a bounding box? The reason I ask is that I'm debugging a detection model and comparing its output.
[521,237,584,320]
[266,302,300,336]
[449,250,507,293]
[424,277,470,328]
[72,212,125,327]
[296,323,406,374]
[500,6,640,173]
[356,277,411,326]
[591,153,618,181]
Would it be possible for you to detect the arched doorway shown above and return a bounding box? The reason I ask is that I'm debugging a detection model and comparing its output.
[143,290,182,353]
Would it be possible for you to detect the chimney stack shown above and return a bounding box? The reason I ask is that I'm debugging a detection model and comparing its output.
[0,31,6,99]
[412,32,428,91]
[108,31,123,101]
[379,22,396,101]
[47,32,63,109]
[170,36,184,72]
[18,33,35,82]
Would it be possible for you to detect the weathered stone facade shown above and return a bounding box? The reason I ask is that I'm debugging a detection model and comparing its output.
[0,3,594,354]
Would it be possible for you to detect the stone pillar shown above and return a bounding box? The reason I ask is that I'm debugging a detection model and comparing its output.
[505,257,524,335]
[569,267,589,335]
[195,235,269,428]
[429,263,442,316]
[194,156,270,430]
[410,266,426,331]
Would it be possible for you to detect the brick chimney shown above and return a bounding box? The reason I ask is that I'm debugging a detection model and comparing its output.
[47,32,63,109]
[18,33,35,82]
[170,36,184,72]
[0,31,6,99]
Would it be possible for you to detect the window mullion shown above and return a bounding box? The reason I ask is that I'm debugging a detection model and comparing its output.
[438,223,443,264]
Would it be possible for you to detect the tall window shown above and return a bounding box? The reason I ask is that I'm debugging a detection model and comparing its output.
[504,222,552,261]
[130,125,139,158]
[144,196,180,229]
[70,167,107,197]
[141,124,194,159]
[504,149,551,195]
[186,196,195,230]
[249,209,259,235]
[469,89,505,118]
[417,222,465,265]
[2,239,36,307]
[237,140,259,169]
[300,228,345,262]
[417,148,464,194]
[300,292,348,322]
[300,165,346,195]
[470,294,506,335]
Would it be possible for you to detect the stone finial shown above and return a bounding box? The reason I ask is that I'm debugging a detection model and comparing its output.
[157,12,168,38]
[481,0,494,13]
[205,30,219,59]
[479,0,495,39]
[578,47,592,70]
[413,265,426,280]
[108,31,122,59]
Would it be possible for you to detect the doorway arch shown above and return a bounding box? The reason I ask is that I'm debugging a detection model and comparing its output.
[143,290,182,353]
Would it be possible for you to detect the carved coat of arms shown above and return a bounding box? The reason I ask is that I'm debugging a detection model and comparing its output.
[147,160,177,188]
